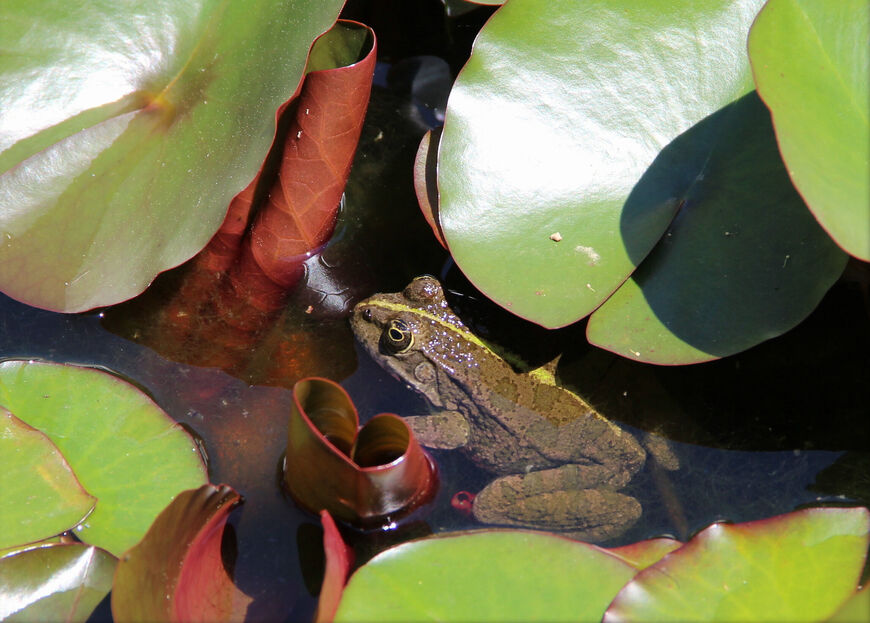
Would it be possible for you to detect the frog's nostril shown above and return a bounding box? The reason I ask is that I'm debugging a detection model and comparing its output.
[362,308,373,322]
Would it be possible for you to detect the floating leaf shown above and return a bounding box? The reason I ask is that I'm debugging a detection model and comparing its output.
[0,0,344,312]
[828,585,870,623]
[0,408,95,550]
[314,510,354,623]
[112,484,248,623]
[586,92,847,364]
[334,530,638,622]
[749,0,870,260]
[0,360,207,556]
[284,378,437,528]
[437,0,764,328]
[413,129,447,248]
[605,507,870,621]
[0,544,116,622]
[605,537,682,571]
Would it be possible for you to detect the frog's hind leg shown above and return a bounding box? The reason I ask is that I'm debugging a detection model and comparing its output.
[472,465,641,542]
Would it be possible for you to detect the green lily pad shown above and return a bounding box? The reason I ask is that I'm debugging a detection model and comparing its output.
[334,530,637,622]
[0,360,207,557]
[749,0,870,261]
[586,92,848,364]
[437,0,764,328]
[0,0,344,312]
[0,543,116,622]
[0,408,95,550]
[605,507,870,621]
[828,585,870,622]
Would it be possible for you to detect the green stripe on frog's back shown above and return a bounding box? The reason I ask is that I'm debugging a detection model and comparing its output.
[364,299,621,432]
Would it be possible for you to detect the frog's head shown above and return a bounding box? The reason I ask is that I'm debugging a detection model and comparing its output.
[351,275,479,410]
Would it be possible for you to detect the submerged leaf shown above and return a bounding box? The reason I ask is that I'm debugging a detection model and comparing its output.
[0,408,95,550]
[111,484,249,623]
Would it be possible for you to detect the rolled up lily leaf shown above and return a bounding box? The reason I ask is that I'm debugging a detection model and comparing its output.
[285,378,437,528]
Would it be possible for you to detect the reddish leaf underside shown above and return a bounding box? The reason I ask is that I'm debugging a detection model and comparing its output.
[199,20,377,312]
[314,510,354,623]
[111,484,249,623]
[284,378,437,528]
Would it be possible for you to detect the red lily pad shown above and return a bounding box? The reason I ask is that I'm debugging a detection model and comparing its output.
[111,484,249,623]
[0,408,95,550]
[284,377,437,528]
[0,543,116,622]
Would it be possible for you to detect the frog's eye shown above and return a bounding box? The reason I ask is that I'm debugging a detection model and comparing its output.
[381,319,413,354]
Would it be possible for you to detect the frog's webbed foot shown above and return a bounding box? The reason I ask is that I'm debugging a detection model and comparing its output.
[472,465,641,542]
[404,411,469,450]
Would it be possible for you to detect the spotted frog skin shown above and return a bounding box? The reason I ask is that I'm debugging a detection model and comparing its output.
[351,276,648,541]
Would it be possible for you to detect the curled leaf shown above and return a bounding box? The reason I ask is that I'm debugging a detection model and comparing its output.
[111,484,249,623]
[284,378,437,528]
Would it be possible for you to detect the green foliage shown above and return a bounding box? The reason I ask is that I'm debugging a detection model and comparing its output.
[435,0,861,363]
[0,0,344,312]
[749,0,870,261]
[334,508,870,622]
[0,544,116,622]
[0,409,95,550]
[0,360,207,556]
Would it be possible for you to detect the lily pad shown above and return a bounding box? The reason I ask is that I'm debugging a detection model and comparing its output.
[0,0,344,312]
[333,530,638,622]
[315,510,354,623]
[0,408,95,550]
[0,360,207,557]
[111,484,249,622]
[437,0,764,328]
[749,0,870,261]
[605,507,870,621]
[586,92,848,364]
[0,543,116,622]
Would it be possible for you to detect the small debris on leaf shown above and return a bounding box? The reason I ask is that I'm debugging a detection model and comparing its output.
[549,232,563,242]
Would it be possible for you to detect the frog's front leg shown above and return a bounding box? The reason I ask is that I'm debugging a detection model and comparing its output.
[404,411,470,450]
[472,464,641,542]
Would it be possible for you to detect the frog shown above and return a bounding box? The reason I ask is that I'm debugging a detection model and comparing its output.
[350,275,648,541]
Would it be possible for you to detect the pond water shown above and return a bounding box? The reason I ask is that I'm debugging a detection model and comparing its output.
[2,4,868,621]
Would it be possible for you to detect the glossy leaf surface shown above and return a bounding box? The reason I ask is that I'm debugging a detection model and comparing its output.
[749,0,870,260]
[0,408,95,550]
[0,360,207,556]
[605,507,870,621]
[0,544,116,622]
[605,537,682,571]
[437,0,764,328]
[284,378,436,528]
[0,0,344,312]
[334,530,637,622]
[112,484,248,623]
[586,92,848,364]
